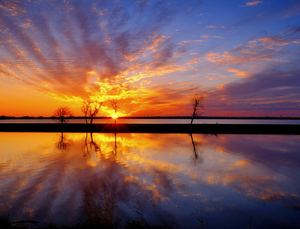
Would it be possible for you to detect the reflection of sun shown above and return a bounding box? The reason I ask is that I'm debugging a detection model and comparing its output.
[112,114,119,120]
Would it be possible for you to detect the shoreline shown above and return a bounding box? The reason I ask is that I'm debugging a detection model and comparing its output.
[0,123,299,135]
[1,116,300,120]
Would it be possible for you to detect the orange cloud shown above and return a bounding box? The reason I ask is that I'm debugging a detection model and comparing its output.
[227,68,249,78]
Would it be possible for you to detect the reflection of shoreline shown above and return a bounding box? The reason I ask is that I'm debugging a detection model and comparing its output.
[0,123,300,134]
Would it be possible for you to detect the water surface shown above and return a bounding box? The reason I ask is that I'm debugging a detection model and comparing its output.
[0,133,300,228]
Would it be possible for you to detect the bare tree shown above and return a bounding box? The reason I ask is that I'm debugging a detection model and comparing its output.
[54,107,72,124]
[81,100,102,125]
[89,102,102,124]
[81,100,91,124]
[191,96,204,124]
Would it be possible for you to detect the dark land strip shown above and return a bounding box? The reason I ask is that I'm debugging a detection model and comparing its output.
[0,123,299,134]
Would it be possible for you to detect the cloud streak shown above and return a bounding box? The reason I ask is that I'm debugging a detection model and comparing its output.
[205,67,300,116]
[0,0,199,104]
[244,0,263,7]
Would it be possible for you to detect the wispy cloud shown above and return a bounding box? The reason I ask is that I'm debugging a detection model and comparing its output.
[205,67,300,116]
[244,0,263,7]
[206,24,225,30]
[0,0,200,112]
[206,30,300,65]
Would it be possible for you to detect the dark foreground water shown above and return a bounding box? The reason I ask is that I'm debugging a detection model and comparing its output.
[0,133,300,228]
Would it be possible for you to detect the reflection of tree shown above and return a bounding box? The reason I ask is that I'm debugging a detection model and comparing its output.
[82,132,101,158]
[56,132,69,151]
[90,133,101,153]
[82,132,118,160]
[113,132,117,156]
[189,133,203,163]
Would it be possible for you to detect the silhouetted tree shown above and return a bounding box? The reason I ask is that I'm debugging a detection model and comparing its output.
[111,100,119,115]
[81,100,102,125]
[110,100,119,124]
[89,102,102,124]
[81,100,91,124]
[191,96,204,124]
[54,107,72,124]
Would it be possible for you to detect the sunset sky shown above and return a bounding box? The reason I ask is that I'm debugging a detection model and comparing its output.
[0,0,300,117]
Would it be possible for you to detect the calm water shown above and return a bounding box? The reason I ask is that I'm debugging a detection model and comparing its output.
[0,133,300,228]
[1,118,300,124]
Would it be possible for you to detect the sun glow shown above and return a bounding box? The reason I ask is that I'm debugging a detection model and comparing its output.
[112,114,119,120]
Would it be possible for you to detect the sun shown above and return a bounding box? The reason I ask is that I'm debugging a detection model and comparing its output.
[111,113,119,120]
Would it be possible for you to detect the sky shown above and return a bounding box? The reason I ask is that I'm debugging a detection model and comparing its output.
[0,0,300,117]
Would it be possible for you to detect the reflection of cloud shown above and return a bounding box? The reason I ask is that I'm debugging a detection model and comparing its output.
[1,133,300,227]
[1,133,207,227]
[208,135,300,168]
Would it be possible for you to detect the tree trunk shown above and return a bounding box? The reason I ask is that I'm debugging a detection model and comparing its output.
[191,108,196,124]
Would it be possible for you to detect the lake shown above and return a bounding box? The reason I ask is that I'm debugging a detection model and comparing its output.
[0,133,300,228]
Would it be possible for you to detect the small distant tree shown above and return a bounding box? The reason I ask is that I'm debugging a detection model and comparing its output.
[111,100,119,115]
[191,96,204,124]
[54,107,72,124]
[110,99,119,124]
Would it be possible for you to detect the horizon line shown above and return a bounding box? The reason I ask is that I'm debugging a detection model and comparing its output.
[1,115,300,120]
